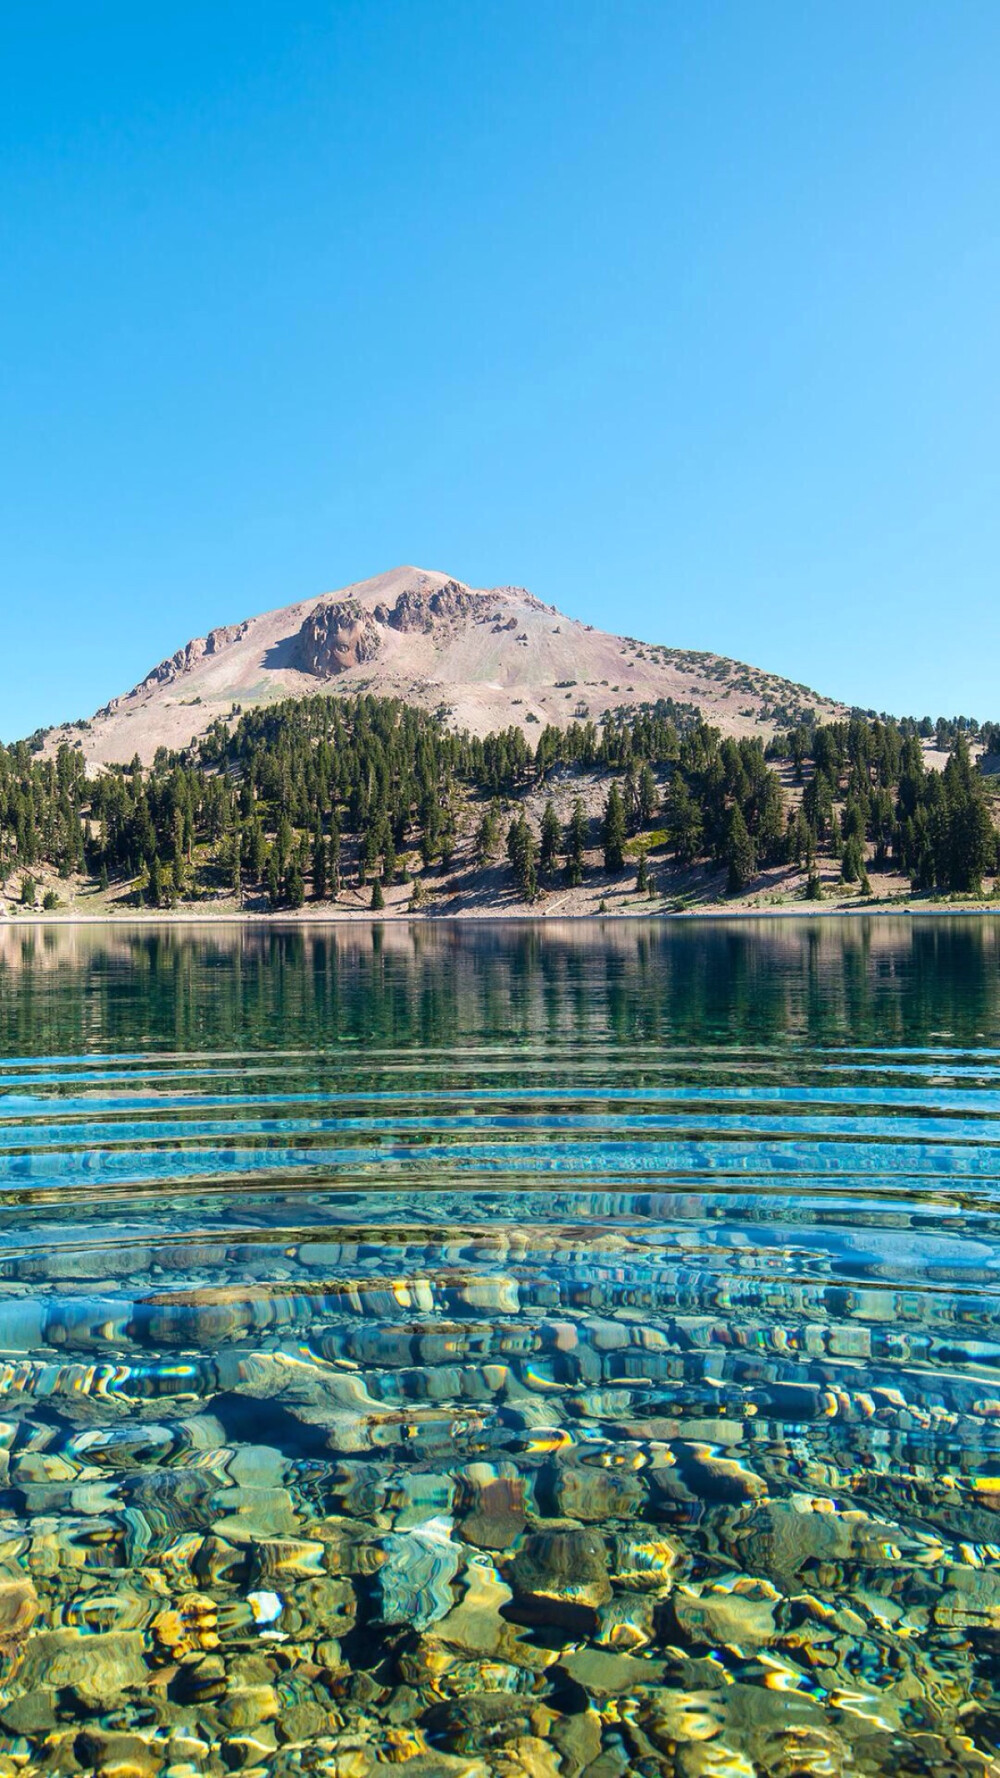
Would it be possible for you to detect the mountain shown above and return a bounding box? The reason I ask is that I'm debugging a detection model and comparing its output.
[48,566,845,766]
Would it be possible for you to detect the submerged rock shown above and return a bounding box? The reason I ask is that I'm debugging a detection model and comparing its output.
[457,1464,528,1551]
[731,1499,858,1588]
[17,1629,148,1703]
[0,1568,37,1653]
[505,1528,612,1631]
[673,1577,780,1651]
[376,1520,464,1629]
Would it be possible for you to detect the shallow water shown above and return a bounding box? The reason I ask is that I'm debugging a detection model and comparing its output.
[0,917,998,1777]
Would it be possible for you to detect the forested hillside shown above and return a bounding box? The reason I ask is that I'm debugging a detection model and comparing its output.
[0,695,997,915]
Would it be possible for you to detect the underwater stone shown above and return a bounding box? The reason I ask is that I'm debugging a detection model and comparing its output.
[433,1564,553,1673]
[674,1741,757,1777]
[549,1461,645,1524]
[732,1500,857,1588]
[505,1528,611,1631]
[595,1590,658,1650]
[561,1646,664,1695]
[375,1521,463,1629]
[548,1707,604,1777]
[0,1567,37,1651]
[641,1688,728,1748]
[0,1689,59,1736]
[246,1537,326,1582]
[457,1465,527,1551]
[673,1579,779,1651]
[17,1629,148,1703]
[670,1441,767,1505]
[607,1531,681,1593]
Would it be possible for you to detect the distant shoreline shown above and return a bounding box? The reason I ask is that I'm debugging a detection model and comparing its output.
[5,903,1000,927]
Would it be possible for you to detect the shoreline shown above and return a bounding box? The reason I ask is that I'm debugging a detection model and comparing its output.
[5,902,1000,927]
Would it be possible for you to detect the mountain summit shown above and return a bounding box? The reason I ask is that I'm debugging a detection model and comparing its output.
[51,566,844,765]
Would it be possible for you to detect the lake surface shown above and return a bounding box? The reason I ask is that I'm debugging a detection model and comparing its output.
[0,917,998,1778]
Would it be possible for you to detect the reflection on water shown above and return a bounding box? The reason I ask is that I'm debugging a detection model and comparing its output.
[0,917,998,1776]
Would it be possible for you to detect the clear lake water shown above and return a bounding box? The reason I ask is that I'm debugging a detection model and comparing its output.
[0,917,998,1778]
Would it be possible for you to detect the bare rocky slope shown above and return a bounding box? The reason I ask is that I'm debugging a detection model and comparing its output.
[49,565,846,767]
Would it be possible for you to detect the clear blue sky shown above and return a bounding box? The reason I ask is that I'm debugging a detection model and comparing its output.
[3,1,1000,741]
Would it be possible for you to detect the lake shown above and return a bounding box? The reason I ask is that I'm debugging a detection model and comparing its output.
[0,917,998,1777]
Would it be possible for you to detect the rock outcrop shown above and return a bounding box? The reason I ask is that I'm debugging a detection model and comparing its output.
[97,622,250,716]
[293,602,382,676]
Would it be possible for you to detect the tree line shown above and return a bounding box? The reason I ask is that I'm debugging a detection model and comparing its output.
[769,716,997,893]
[0,696,996,908]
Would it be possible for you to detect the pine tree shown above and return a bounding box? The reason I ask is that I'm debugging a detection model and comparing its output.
[147,854,164,908]
[637,762,657,829]
[665,775,702,864]
[841,836,864,883]
[565,799,587,885]
[312,833,328,901]
[371,878,385,911]
[602,783,626,872]
[247,820,266,883]
[275,814,293,876]
[475,805,501,863]
[506,815,538,897]
[265,849,281,909]
[725,805,755,894]
[539,802,561,876]
[229,827,242,898]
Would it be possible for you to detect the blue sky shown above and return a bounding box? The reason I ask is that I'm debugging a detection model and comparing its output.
[2,2,1000,740]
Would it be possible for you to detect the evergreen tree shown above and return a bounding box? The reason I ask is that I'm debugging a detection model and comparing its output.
[637,762,658,828]
[565,799,588,885]
[602,783,626,872]
[247,820,266,883]
[841,836,864,884]
[229,827,242,899]
[506,815,538,897]
[285,863,305,909]
[539,801,561,876]
[265,849,282,909]
[275,814,293,877]
[371,878,385,911]
[725,805,755,894]
[147,854,164,908]
[475,805,501,863]
[312,832,328,901]
[665,775,702,864]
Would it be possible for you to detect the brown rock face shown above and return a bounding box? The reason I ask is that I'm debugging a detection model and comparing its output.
[294,602,382,675]
[386,580,492,633]
[97,622,250,715]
